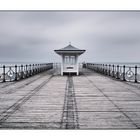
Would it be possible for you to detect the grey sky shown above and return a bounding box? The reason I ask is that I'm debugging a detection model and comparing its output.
[0,11,140,63]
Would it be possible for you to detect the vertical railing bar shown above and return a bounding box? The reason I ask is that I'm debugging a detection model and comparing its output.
[123,65,126,81]
[29,64,32,76]
[3,65,5,82]
[116,65,119,79]
[112,65,114,77]
[109,64,111,76]
[15,65,17,81]
[21,65,23,79]
[135,65,137,83]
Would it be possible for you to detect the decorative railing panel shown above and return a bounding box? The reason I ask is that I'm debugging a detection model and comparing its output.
[85,63,140,83]
[0,63,53,82]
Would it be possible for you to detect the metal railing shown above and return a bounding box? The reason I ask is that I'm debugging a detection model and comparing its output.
[85,63,140,83]
[0,63,53,82]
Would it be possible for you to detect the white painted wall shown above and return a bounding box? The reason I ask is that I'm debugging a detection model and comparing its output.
[60,54,79,75]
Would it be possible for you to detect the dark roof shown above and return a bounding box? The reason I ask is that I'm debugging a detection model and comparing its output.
[55,44,85,51]
[54,44,86,55]
[59,44,81,51]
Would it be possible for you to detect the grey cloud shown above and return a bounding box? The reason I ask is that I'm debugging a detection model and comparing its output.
[0,11,140,63]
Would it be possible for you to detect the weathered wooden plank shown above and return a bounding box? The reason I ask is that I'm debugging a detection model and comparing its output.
[0,67,140,129]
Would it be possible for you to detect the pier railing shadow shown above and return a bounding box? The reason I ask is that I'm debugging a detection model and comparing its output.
[0,63,53,82]
[85,63,140,83]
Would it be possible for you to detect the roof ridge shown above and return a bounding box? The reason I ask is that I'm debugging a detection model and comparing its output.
[59,44,81,51]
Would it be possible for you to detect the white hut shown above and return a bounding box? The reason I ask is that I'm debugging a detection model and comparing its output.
[54,43,85,75]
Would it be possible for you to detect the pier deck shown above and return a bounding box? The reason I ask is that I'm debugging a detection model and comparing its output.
[0,67,140,129]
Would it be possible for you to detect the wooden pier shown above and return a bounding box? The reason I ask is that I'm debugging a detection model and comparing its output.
[0,66,140,129]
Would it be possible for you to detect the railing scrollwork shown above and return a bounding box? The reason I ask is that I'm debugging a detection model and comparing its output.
[85,63,140,83]
[0,63,53,82]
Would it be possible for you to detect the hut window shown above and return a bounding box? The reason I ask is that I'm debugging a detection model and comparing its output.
[64,56,69,64]
[70,56,75,64]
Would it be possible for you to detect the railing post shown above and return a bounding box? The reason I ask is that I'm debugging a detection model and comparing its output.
[40,64,41,72]
[25,65,28,77]
[106,64,107,75]
[29,64,32,76]
[42,64,43,72]
[32,64,34,75]
[38,64,40,73]
[15,65,17,81]
[103,64,104,74]
[123,65,126,81]
[43,64,44,71]
[35,64,37,74]
[112,65,114,77]
[3,65,5,82]
[135,65,137,83]
[101,64,103,73]
[23,65,25,77]
[38,64,40,72]
[40,64,42,72]
[21,65,23,79]
[109,64,111,76]
[116,65,119,79]
[36,64,38,73]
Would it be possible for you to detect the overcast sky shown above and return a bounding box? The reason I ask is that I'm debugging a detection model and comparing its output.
[0,11,140,63]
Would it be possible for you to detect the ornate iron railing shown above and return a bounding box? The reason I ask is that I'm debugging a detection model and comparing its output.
[0,63,53,82]
[85,63,140,83]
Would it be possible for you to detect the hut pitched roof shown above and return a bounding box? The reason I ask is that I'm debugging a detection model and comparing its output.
[54,44,86,55]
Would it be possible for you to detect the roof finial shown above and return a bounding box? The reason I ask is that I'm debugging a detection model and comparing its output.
[69,42,71,45]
